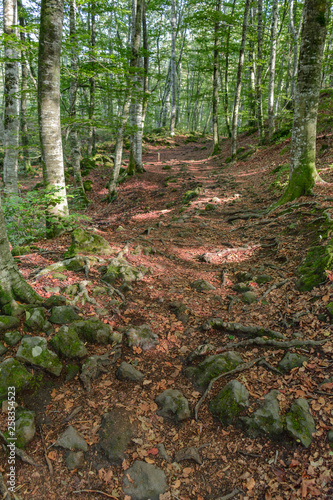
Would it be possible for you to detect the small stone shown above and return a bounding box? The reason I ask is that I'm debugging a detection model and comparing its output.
[123,461,167,500]
[66,450,85,470]
[190,279,216,291]
[80,353,112,391]
[116,226,125,232]
[56,426,88,451]
[278,352,308,373]
[2,400,18,412]
[0,343,8,356]
[242,291,257,304]
[91,286,107,297]
[49,305,80,324]
[99,408,136,464]
[155,389,190,422]
[4,331,22,346]
[44,286,61,294]
[233,282,251,293]
[125,324,159,351]
[116,362,144,382]
[235,271,252,282]
[51,272,67,280]
[210,380,249,425]
[103,256,145,284]
[14,408,36,449]
[327,430,333,445]
[285,399,316,448]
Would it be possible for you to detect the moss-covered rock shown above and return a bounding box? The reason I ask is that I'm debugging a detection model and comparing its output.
[326,302,333,318]
[125,324,159,351]
[72,319,112,344]
[116,362,144,381]
[242,291,257,304]
[4,331,22,346]
[49,305,80,324]
[99,408,136,464]
[190,279,216,292]
[103,256,145,284]
[12,408,36,449]
[296,239,333,291]
[0,316,20,333]
[44,295,67,309]
[24,308,51,332]
[16,336,62,376]
[0,358,33,400]
[155,389,191,422]
[11,245,34,257]
[182,186,203,203]
[254,274,272,285]
[65,228,113,257]
[242,390,284,438]
[209,380,249,425]
[65,364,80,381]
[83,179,93,191]
[235,271,252,282]
[233,283,251,293]
[278,352,308,373]
[50,326,87,359]
[285,398,316,447]
[2,303,25,317]
[186,352,243,390]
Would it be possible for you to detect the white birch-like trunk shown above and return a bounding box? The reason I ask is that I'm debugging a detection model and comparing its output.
[3,0,19,194]
[231,0,250,157]
[38,0,68,237]
[170,0,177,136]
[256,0,264,143]
[212,0,221,155]
[268,0,278,142]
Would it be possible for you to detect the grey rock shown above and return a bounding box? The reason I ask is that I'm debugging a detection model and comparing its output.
[65,364,80,381]
[72,319,112,345]
[91,286,107,297]
[50,326,87,359]
[62,284,79,296]
[235,271,252,282]
[16,336,62,376]
[80,353,112,391]
[14,409,36,449]
[65,227,114,257]
[44,286,61,295]
[0,358,33,400]
[242,291,257,304]
[44,295,67,309]
[66,451,85,470]
[186,351,243,390]
[210,380,249,425]
[4,331,22,346]
[242,390,283,437]
[327,430,333,444]
[56,426,88,451]
[99,408,136,464]
[103,256,145,284]
[255,274,272,285]
[49,305,80,324]
[278,352,308,373]
[190,279,216,291]
[155,389,191,422]
[126,324,159,351]
[123,461,167,500]
[285,399,316,448]
[0,316,20,332]
[24,308,51,332]
[233,282,251,293]
[116,362,144,382]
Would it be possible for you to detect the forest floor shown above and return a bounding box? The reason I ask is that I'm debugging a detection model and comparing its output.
[2,118,333,499]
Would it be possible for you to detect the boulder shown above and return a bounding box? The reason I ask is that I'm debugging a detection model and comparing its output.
[116,362,144,382]
[49,305,80,324]
[0,358,33,400]
[16,336,62,376]
[123,461,167,500]
[56,426,88,451]
[155,389,191,422]
[65,228,113,257]
[50,326,87,359]
[190,279,216,291]
[44,295,67,309]
[24,308,51,332]
[103,256,144,284]
[186,352,243,390]
[285,399,316,448]
[278,352,308,373]
[125,324,159,351]
[99,408,136,464]
[209,380,249,425]
[242,390,284,438]
[72,319,112,345]
[0,316,20,333]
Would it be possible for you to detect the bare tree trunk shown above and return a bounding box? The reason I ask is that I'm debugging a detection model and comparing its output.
[38,0,69,237]
[87,3,96,157]
[18,0,31,173]
[3,0,19,194]
[223,0,236,138]
[248,5,256,128]
[231,0,251,158]
[268,0,278,142]
[170,0,177,136]
[69,0,88,207]
[256,0,264,143]
[289,0,303,101]
[278,0,329,205]
[212,0,221,155]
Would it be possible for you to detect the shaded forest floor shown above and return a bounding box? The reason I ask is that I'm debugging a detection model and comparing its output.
[2,116,333,499]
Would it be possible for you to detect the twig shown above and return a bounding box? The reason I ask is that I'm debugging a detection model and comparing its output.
[259,360,283,375]
[73,490,119,499]
[238,450,261,458]
[262,279,288,299]
[39,425,53,475]
[215,488,242,500]
[100,279,126,302]
[195,356,266,421]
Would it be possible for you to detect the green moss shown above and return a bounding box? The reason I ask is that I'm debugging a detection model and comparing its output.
[296,239,333,291]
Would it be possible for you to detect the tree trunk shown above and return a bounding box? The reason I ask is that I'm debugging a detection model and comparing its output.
[278,0,329,205]
[18,0,31,174]
[289,0,303,101]
[231,0,251,158]
[212,0,221,155]
[223,0,236,138]
[38,0,69,237]
[268,0,278,142]
[87,4,96,157]
[170,0,177,136]
[69,0,88,207]
[3,0,19,194]
[256,0,264,143]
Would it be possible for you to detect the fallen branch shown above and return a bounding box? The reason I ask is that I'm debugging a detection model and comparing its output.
[217,337,328,351]
[100,279,126,302]
[195,356,266,421]
[262,279,288,299]
[203,318,286,340]
[39,425,53,476]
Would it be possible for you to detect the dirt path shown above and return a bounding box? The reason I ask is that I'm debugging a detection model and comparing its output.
[2,133,333,499]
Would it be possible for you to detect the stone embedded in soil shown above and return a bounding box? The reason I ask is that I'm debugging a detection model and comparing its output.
[16,336,62,376]
[0,316,20,333]
[186,351,244,390]
[49,305,80,324]
[72,319,113,344]
[50,326,87,359]
[99,408,136,464]
[66,451,85,470]
[12,408,36,449]
[233,282,251,293]
[328,430,333,445]
[155,389,191,422]
[80,353,113,391]
[242,390,284,438]
[116,362,144,382]
[44,295,67,309]
[4,331,22,346]
[278,352,308,373]
[57,426,88,451]
[285,399,316,448]
[190,279,216,291]
[0,358,33,400]
[65,227,114,257]
[102,256,145,284]
[125,324,159,351]
[123,461,167,500]
[24,307,52,332]
[65,364,80,381]
[242,291,257,304]
[236,271,252,282]
[326,302,333,318]
[209,379,249,425]
[254,274,272,285]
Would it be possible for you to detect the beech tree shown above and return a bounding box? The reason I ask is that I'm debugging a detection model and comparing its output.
[278,0,330,204]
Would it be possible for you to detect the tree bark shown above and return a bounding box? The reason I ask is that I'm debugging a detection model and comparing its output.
[256,0,264,143]
[212,0,221,155]
[278,0,329,205]
[170,0,177,136]
[18,0,31,173]
[38,0,69,237]
[87,3,96,157]
[268,0,278,142]
[3,0,19,194]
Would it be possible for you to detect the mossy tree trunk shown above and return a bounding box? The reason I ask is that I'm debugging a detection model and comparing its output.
[38,0,69,237]
[278,0,329,205]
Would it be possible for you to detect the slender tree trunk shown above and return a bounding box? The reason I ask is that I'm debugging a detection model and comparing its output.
[88,4,96,157]
[3,0,19,194]
[18,0,31,173]
[278,0,329,205]
[231,0,251,157]
[289,0,303,101]
[248,5,256,128]
[256,0,264,144]
[223,0,236,138]
[268,0,278,142]
[69,0,88,207]
[38,0,69,237]
[212,0,221,155]
[170,0,177,136]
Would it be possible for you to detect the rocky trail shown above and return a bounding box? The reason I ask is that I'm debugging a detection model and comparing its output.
[1,129,333,500]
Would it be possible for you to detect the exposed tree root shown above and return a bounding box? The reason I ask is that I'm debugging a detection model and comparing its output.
[203,318,286,340]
